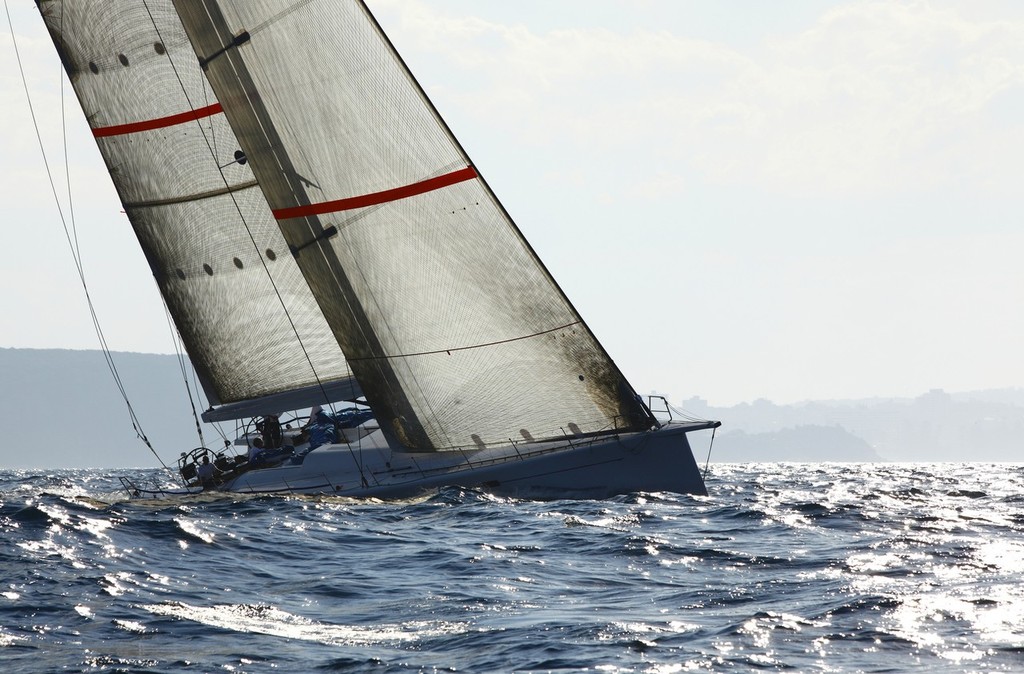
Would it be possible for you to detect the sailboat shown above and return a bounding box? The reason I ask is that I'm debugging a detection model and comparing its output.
[36,0,719,499]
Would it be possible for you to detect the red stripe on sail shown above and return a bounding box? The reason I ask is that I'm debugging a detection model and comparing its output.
[272,166,478,220]
[92,103,224,138]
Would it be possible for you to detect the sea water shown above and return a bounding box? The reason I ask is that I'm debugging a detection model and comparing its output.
[1,463,1022,673]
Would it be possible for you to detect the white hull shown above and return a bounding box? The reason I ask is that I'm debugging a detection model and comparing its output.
[132,421,715,500]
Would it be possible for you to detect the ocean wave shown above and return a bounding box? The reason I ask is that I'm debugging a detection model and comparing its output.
[2,464,1023,672]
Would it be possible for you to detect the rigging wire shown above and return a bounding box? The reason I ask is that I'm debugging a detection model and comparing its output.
[137,0,371,485]
[703,425,716,483]
[662,399,717,485]
[6,0,173,475]
[160,298,208,448]
[57,3,78,258]
[167,302,231,449]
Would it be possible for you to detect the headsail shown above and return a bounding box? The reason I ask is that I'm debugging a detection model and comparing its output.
[37,0,353,414]
[172,0,654,450]
[40,0,654,449]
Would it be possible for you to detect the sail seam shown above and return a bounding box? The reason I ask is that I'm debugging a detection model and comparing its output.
[347,321,583,362]
[91,102,223,137]
[124,180,259,209]
[272,166,477,219]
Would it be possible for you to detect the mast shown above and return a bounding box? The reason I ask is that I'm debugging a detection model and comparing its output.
[173,0,431,448]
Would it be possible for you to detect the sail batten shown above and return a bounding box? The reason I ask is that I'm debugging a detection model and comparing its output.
[124,180,260,209]
[91,102,224,137]
[272,166,478,219]
[344,321,585,363]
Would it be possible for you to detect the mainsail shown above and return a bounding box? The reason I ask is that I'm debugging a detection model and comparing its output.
[41,0,654,451]
[38,0,355,414]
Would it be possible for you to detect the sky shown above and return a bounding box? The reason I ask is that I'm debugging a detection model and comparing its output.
[2,0,1023,408]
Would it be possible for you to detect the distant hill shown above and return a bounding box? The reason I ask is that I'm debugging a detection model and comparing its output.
[680,389,1024,462]
[2,348,1022,467]
[710,425,884,462]
[1,348,210,469]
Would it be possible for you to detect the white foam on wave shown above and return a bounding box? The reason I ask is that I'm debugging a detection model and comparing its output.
[141,601,468,646]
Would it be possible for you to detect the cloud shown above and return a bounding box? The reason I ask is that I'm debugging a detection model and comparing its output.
[6,0,1022,403]
[377,0,1024,198]
[735,1,1024,196]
